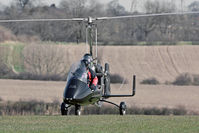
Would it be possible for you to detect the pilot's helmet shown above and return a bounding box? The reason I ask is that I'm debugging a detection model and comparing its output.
[82,53,93,67]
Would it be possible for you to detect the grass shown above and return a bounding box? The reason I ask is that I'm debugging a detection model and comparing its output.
[12,44,24,72]
[0,42,25,73]
[0,115,198,133]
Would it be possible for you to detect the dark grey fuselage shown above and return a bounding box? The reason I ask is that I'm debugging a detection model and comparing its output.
[63,61,102,106]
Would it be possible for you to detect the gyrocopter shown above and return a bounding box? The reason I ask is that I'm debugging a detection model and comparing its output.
[1,11,199,115]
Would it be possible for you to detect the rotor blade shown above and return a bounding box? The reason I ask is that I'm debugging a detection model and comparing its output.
[1,11,199,23]
[0,18,85,23]
[95,11,199,20]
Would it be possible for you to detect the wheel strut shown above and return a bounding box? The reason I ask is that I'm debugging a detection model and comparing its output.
[99,100,127,115]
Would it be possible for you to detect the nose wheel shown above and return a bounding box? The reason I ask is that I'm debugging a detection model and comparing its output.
[75,105,81,116]
[61,103,82,116]
[61,102,69,115]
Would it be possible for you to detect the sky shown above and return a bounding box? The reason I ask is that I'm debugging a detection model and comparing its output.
[0,0,198,11]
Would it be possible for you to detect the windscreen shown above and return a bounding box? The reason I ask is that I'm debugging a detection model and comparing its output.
[67,61,87,83]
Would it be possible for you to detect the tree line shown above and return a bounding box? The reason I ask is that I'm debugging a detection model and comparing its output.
[1,0,199,44]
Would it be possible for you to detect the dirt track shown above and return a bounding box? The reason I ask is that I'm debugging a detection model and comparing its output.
[1,45,199,112]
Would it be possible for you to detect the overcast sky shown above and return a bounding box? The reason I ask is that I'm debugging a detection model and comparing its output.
[0,0,198,11]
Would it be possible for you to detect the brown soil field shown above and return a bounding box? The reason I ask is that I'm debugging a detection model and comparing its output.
[1,45,199,113]
[98,45,199,83]
[49,45,199,83]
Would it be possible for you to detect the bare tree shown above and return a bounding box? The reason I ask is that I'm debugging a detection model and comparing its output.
[60,0,87,17]
[0,46,13,77]
[180,0,184,12]
[1,0,199,43]
[13,0,34,9]
[188,1,199,11]
[107,0,126,16]
[130,0,138,12]
[19,0,29,8]
[23,44,69,76]
[153,1,177,41]
[133,0,177,42]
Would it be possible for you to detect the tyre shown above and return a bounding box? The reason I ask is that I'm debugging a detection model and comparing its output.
[75,105,81,116]
[119,102,127,115]
[61,102,68,115]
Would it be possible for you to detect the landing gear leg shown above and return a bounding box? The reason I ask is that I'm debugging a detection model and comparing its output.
[75,105,81,116]
[100,100,127,115]
[61,102,70,115]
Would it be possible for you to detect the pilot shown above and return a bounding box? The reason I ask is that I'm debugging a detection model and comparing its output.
[82,53,98,91]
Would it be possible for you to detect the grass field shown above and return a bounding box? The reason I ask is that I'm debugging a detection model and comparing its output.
[0,115,199,133]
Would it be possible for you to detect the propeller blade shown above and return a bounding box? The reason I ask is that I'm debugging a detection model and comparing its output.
[0,18,85,23]
[95,11,199,20]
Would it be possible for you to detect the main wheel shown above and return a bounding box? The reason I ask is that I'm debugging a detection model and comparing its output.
[119,102,127,115]
[61,102,68,115]
[75,105,81,116]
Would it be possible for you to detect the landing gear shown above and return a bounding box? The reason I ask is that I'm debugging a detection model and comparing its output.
[95,100,103,107]
[61,103,82,116]
[119,102,127,115]
[100,100,127,115]
[75,105,81,116]
[61,102,69,115]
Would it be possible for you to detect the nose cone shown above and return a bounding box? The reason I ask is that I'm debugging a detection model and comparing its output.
[63,78,91,100]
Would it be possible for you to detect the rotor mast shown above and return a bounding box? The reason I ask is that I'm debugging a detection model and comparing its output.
[86,17,97,58]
